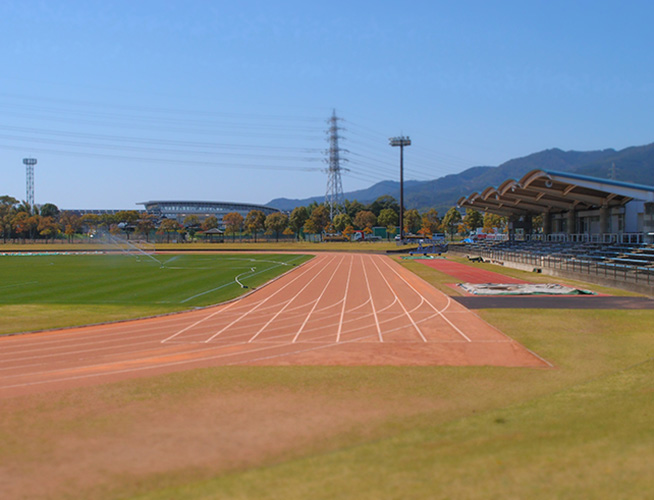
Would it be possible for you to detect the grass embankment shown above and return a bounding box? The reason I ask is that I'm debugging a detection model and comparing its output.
[0,253,311,334]
[1,255,652,499]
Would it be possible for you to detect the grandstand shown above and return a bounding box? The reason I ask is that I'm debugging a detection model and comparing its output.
[139,200,279,225]
[454,170,654,292]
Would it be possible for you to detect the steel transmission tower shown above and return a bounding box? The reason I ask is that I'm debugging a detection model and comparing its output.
[23,158,37,208]
[324,110,348,220]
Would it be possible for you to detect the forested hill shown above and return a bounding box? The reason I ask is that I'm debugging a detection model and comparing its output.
[267,142,654,213]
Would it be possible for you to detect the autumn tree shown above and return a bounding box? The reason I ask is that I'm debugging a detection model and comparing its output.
[342,224,355,241]
[59,211,82,243]
[309,205,330,235]
[134,214,157,242]
[244,210,266,242]
[81,214,101,238]
[223,212,244,241]
[421,209,440,234]
[303,218,319,237]
[38,216,58,242]
[157,218,181,243]
[288,206,309,240]
[353,210,376,230]
[201,215,219,231]
[115,210,140,240]
[265,212,289,242]
[483,213,506,234]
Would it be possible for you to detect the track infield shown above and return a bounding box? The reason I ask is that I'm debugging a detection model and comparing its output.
[0,253,549,397]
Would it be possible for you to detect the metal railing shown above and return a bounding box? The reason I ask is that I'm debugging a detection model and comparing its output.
[450,245,654,287]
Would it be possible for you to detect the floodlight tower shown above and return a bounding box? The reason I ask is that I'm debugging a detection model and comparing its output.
[23,158,37,208]
[389,136,411,241]
[324,110,348,221]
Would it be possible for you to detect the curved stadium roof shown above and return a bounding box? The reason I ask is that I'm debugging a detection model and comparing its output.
[140,200,279,217]
[457,170,654,217]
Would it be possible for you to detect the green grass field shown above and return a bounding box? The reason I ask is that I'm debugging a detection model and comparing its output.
[0,252,311,334]
[1,250,652,499]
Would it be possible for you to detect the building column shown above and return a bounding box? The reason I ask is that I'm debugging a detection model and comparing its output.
[542,210,552,236]
[644,202,654,244]
[567,210,576,235]
[600,204,609,234]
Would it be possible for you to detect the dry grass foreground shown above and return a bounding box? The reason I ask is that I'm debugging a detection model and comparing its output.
[0,257,652,499]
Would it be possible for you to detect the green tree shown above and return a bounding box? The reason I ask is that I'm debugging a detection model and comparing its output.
[377,208,398,237]
[368,195,399,217]
[265,212,289,242]
[442,207,463,238]
[183,215,200,241]
[0,195,19,242]
[39,203,60,220]
[403,209,421,234]
[289,206,309,240]
[244,210,266,242]
[421,209,440,235]
[344,199,365,219]
[462,209,483,234]
[332,213,353,233]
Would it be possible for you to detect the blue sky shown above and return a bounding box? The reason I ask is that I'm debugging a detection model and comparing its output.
[1,0,653,209]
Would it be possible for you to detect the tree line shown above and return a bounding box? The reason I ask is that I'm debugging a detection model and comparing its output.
[0,193,506,244]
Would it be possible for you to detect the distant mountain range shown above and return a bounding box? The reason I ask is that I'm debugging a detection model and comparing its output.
[268,142,654,214]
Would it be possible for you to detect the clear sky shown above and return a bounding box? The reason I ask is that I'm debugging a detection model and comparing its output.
[1,0,653,209]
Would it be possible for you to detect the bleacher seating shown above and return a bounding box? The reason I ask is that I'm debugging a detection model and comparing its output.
[458,238,654,274]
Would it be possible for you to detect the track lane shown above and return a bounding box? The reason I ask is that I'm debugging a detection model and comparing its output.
[0,253,550,397]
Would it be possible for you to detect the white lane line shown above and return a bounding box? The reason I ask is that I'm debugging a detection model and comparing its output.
[293,255,346,343]
[335,254,354,343]
[249,255,339,343]
[0,280,38,290]
[361,254,383,342]
[378,256,472,342]
[204,255,329,344]
[161,301,241,343]
[369,255,427,342]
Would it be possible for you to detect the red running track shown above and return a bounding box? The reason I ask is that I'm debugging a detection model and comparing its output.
[419,259,529,284]
[0,254,549,397]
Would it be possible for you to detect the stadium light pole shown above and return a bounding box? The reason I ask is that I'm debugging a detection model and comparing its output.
[389,136,411,241]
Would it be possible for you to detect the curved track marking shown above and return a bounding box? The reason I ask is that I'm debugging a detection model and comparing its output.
[0,253,551,397]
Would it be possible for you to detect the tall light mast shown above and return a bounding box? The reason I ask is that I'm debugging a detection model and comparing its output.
[389,137,411,241]
[23,158,37,208]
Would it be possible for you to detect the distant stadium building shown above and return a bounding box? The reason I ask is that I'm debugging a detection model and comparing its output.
[140,200,280,226]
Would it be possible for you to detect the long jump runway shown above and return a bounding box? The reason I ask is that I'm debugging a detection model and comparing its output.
[0,254,549,397]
